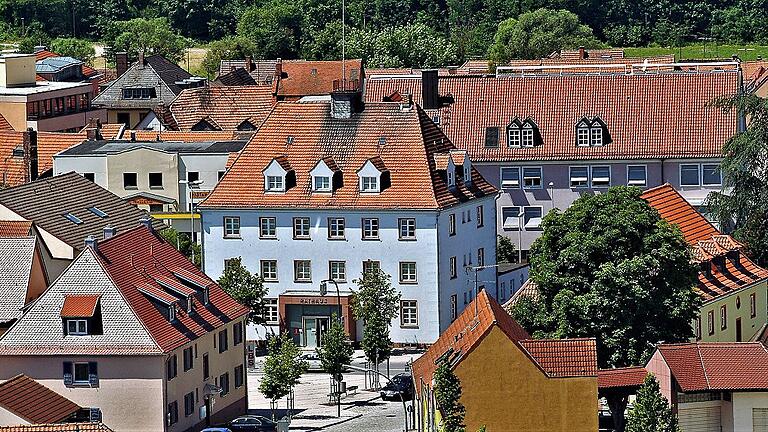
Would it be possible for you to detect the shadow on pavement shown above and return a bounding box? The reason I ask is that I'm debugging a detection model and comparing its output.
[247,408,307,418]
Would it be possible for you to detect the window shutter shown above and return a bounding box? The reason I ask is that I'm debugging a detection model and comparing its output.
[89,408,102,422]
[88,362,99,386]
[63,362,73,386]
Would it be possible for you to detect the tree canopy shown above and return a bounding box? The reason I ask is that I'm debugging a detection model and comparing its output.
[259,333,307,419]
[625,374,680,432]
[50,37,95,62]
[237,0,303,60]
[201,36,257,78]
[433,361,466,432]
[352,267,400,379]
[108,18,188,63]
[216,257,268,325]
[159,227,201,268]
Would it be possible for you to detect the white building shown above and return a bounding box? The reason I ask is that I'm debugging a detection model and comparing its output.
[199,92,499,347]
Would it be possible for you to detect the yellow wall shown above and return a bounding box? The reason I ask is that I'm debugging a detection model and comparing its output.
[455,328,598,432]
[0,55,36,87]
[106,109,148,129]
[0,101,26,131]
[696,280,767,342]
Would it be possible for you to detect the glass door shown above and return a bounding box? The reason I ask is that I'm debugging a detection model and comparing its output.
[303,317,317,348]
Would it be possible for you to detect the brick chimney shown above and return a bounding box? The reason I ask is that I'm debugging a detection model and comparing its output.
[103,225,117,239]
[275,58,283,79]
[422,70,439,110]
[84,118,102,140]
[579,46,586,59]
[245,55,253,72]
[23,128,38,182]
[115,52,128,77]
[138,51,145,67]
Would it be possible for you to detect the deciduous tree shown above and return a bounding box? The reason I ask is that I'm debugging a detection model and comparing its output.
[497,235,517,263]
[626,374,680,432]
[259,333,308,420]
[237,0,302,59]
[159,227,201,268]
[316,314,353,417]
[201,36,256,78]
[110,18,188,63]
[352,267,400,376]
[50,37,95,62]
[217,257,267,325]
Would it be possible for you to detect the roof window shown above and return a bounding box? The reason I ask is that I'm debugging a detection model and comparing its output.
[88,206,108,218]
[575,117,609,146]
[507,118,540,148]
[378,136,387,146]
[64,213,83,225]
[484,127,499,148]
[286,136,295,145]
[11,146,24,158]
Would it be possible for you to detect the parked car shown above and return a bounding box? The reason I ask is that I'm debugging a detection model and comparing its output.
[201,428,232,432]
[229,415,277,432]
[301,352,323,372]
[380,373,414,401]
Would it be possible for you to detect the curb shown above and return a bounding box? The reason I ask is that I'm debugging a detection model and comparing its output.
[342,394,382,411]
[300,413,363,431]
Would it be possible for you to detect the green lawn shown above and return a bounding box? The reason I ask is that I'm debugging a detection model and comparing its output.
[624,44,768,62]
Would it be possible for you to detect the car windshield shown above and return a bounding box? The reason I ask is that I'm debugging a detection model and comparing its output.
[233,418,259,425]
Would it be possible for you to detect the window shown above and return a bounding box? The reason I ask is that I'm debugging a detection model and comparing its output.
[187,171,200,183]
[590,127,603,146]
[500,167,520,189]
[521,127,534,147]
[720,305,727,330]
[67,319,87,335]
[569,166,589,188]
[294,260,312,282]
[148,172,163,189]
[502,206,521,230]
[449,256,457,279]
[73,362,90,384]
[202,353,209,380]
[260,260,277,281]
[88,206,108,218]
[184,392,194,417]
[695,316,702,340]
[484,127,499,148]
[328,218,345,239]
[362,218,379,240]
[83,172,95,182]
[450,295,457,321]
[476,206,484,227]
[400,300,418,327]
[224,216,240,238]
[167,355,177,380]
[707,310,715,335]
[627,165,647,186]
[751,293,757,318]
[524,206,543,229]
[702,164,721,186]
[123,172,137,189]
[680,164,700,186]
[329,261,346,282]
[522,167,542,189]
[577,127,589,146]
[233,321,243,346]
[507,128,521,147]
[266,175,284,191]
[259,217,277,238]
[591,166,611,187]
[219,372,230,396]
[477,248,485,266]
[399,218,416,240]
[218,329,229,353]
[123,87,155,99]
[449,214,456,236]
[314,176,331,192]
[361,176,378,192]
[183,347,193,371]
[149,204,163,212]
[447,169,455,187]
[399,262,417,283]
[167,401,178,426]
[234,364,244,388]
[263,298,278,324]
[293,217,310,239]
[363,260,380,274]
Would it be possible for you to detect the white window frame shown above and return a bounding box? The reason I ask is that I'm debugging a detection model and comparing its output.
[522,167,542,189]
[477,248,484,266]
[449,214,456,235]
[500,167,521,189]
[293,217,310,239]
[701,164,722,186]
[521,127,534,147]
[260,260,278,282]
[259,217,277,238]
[400,300,418,327]
[398,218,416,240]
[313,176,331,192]
[223,216,240,238]
[399,262,417,284]
[502,206,521,230]
[450,295,457,321]
[263,298,278,324]
[590,127,603,146]
[294,260,311,282]
[266,175,284,192]
[569,166,589,188]
[328,218,345,239]
[67,319,88,336]
[507,128,521,147]
[476,206,484,228]
[627,165,647,186]
[362,218,379,240]
[680,164,701,187]
[329,261,346,282]
[449,256,457,279]
[590,166,611,188]
[523,206,543,229]
[576,126,590,146]
[360,176,379,193]
[363,260,381,274]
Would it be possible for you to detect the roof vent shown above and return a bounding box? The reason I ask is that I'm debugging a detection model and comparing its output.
[103,225,116,239]
[286,135,294,145]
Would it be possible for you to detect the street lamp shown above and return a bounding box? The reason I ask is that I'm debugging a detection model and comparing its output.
[517,211,525,263]
[179,179,203,265]
[319,279,342,323]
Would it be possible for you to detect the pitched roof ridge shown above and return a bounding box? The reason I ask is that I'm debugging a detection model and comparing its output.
[695,343,711,390]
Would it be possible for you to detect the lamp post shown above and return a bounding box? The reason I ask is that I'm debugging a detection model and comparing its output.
[548,181,555,212]
[319,279,342,324]
[517,211,524,263]
[179,179,202,265]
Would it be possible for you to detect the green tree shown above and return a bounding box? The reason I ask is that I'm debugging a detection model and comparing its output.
[316,314,353,417]
[488,8,603,63]
[352,267,400,386]
[159,227,201,268]
[509,186,700,431]
[348,22,458,68]
[433,361,465,432]
[707,93,768,267]
[497,235,517,263]
[237,0,302,59]
[50,37,95,62]
[110,18,188,63]
[201,36,256,79]
[625,374,680,432]
[259,333,308,420]
[217,257,267,324]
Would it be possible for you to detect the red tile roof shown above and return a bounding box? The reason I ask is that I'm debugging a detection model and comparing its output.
[519,338,598,377]
[170,86,275,131]
[201,101,497,210]
[276,59,363,98]
[657,342,768,392]
[597,367,648,390]
[0,424,112,432]
[95,225,249,352]
[0,375,80,424]
[36,132,88,175]
[0,113,13,131]
[0,221,33,237]
[0,131,28,187]
[742,60,768,83]
[60,294,100,317]
[127,130,240,142]
[640,184,719,244]
[365,69,738,162]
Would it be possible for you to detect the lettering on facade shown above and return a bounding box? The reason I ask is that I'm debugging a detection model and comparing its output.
[299,298,329,305]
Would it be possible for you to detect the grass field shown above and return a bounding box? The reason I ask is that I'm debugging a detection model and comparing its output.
[624,44,768,61]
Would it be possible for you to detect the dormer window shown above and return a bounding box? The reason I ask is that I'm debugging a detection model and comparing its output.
[263,156,295,193]
[314,176,331,192]
[310,157,341,193]
[521,124,534,147]
[575,117,609,146]
[507,118,539,148]
[361,176,378,193]
[508,128,521,147]
[590,127,603,146]
[357,157,389,194]
[447,170,455,187]
[576,124,590,146]
[67,319,88,335]
[266,175,284,191]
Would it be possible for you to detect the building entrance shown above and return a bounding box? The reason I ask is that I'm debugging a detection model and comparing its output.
[302,316,329,348]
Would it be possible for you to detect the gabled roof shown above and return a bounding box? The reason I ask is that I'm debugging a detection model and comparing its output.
[92,55,191,108]
[60,294,100,317]
[0,221,32,237]
[0,375,80,424]
[503,279,540,310]
[201,101,497,210]
[145,55,194,95]
[365,69,738,162]
[0,172,164,251]
[170,86,274,131]
[0,113,12,131]
[276,59,363,97]
[214,67,258,86]
[0,237,37,323]
[597,367,648,390]
[640,184,719,244]
[519,338,598,377]
[657,342,768,392]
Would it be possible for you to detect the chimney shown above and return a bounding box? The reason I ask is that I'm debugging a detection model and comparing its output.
[84,235,98,251]
[422,70,439,110]
[103,225,117,240]
[245,55,253,72]
[330,91,363,119]
[274,58,283,79]
[579,46,586,59]
[138,51,145,67]
[24,128,38,182]
[140,216,154,231]
[84,118,102,140]
[115,52,128,77]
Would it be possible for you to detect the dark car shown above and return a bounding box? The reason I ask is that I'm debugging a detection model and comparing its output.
[380,373,414,401]
[228,415,277,432]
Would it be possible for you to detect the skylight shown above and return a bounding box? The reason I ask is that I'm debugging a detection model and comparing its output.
[64,213,83,225]
[88,206,108,218]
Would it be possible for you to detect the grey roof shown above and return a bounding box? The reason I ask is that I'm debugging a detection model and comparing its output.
[0,172,164,251]
[57,139,246,156]
[214,67,257,86]
[92,55,192,109]
[497,262,529,274]
[0,237,36,323]
[36,57,82,73]
[0,248,162,355]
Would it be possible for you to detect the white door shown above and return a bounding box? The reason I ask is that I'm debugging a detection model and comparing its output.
[754,408,768,432]
[678,406,721,432]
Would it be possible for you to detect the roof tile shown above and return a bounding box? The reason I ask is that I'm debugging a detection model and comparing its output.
[0,375,80,424]
[658,342,768,391]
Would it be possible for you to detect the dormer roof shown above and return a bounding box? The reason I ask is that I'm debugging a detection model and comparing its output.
[312,156,341,173]
[60,294,100,318]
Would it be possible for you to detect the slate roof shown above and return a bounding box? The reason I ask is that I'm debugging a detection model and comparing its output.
[214,67,258,86]
[0,375,80,424]
[657,342,768,392]
[0,172,163,251]
[597,367,648,390]
[201,101,497,210]
[365,68,739,162]
[0,237,37,323]
[170,86,275,131]
[92,55,191,109]
[35,49,98,79]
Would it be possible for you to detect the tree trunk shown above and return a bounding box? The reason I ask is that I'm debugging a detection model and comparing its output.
[606,393,629,432]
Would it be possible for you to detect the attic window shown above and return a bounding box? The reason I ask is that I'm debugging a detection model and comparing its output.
[236,120,256,131]
[361,176,378,193]
[314,176,331,192]
[507,118,539,148]
[521,124,534,147]
[64,213,83,225]
[484,127,499,148]
[11,146,24,158]
[266,176,284,191]
[88,207,108,218]
[575,117,608,146]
